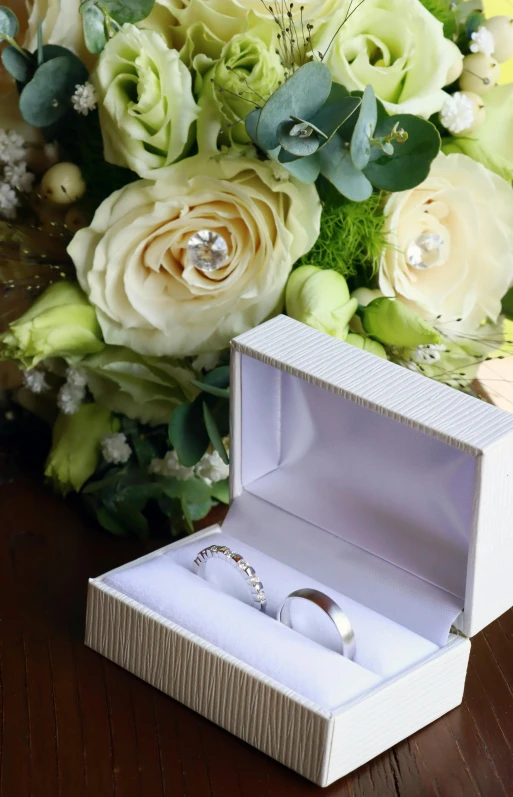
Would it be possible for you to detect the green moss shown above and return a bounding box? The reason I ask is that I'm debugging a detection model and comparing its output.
[297,190,388,279]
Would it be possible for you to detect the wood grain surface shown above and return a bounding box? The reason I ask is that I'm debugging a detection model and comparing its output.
[0,444,512,797]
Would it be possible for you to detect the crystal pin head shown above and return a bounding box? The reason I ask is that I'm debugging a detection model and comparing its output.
[186,230,229,273]
[406,232,446,270]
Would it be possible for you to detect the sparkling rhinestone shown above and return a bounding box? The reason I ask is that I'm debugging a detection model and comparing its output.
[186,230,229,272]
[406,233,446,270]
[256,591,266,603]
[237,560,248,569]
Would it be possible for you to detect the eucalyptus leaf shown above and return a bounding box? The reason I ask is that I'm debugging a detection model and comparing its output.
[278,151,321,183]
[100,0,155,24]
[114,505,149,539]
[1,46,32,83]
[186,499,213,521]
[350,85,377,171]
[203,402,229,465]
[181,497,194,532]
[19,54,88,127]
[41,44,78,62]
[83,5,107,53]
[320,135,373,201]
[37,21,43,66]
[168,399,209,467]
[309,92,361,147]
[180,477,212,504]
[190,379,230,399]
[277,121,321,157]
[117,483,163,510]
[200,365,230,389]
[211,478,230,505]
[363,114,440,191]
[253,62,332,151]
[96,506,128,536]
[0,6,19,38]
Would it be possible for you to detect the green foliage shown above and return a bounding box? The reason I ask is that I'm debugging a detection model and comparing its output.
[82,5,108,53]
[79,0,155,53]
[20,54,88,127]
[1,46,32,82]
[296,189,388,279]
[502,288,513,321]
[168,366,230,468]
[246,65,441,200]
[0,6,19,38]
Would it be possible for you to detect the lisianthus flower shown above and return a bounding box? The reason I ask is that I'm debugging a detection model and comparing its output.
[68,151,321,357]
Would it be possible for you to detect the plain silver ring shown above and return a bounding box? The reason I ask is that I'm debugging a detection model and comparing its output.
[193,544,267,612]
[277,588,356,659]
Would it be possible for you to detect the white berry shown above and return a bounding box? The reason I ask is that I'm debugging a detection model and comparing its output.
[459,91,486,133]
[483,16,513,63]
[41,162,86,205]
[445,57,463,86]
[459,53,500,95]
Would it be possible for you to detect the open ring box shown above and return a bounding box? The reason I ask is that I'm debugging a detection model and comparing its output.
[85,315,513,787]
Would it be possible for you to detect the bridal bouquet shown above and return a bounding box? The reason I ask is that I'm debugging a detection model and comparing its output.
[1,0,513,536]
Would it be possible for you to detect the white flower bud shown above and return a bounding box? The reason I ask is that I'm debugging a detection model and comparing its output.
[460,53,500,95]
[482,16,513,64]
[41,162,86,205]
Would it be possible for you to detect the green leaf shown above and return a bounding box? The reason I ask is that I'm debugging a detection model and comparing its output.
[0,6,19,38]
[116,483,163,510]
[115,505,149,539]
[363,115,440,192]
[309,91,361,148]
[19,54,88,127]
[37,21,43,66]
[97,506,128,536]
[100,0,155,24]
[186,499,213,521]
[190,379,230,399]
[350,84,377,171]
[254,62,332,151]
[181,497,194,533]
[277,121,322,157]
[211,478,230,504]
[1,46,33,83]
[199,365,230,389]
[168,399,209,467]
[203,402,229,465]
[502,288,513,321]
[320,135,373,201]
[131,433,158,470]
[279,152,321,183]
[82,5,107,53]
[41,44,78,62]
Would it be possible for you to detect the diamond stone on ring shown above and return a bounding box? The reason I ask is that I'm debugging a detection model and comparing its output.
[193,545,267,611]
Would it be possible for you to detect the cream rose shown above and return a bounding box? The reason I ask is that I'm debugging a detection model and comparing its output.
[380,152,513,333]
[23,0,95,69]
[313,0,462,117]
[92,24,199,178]
[68,151,321,356]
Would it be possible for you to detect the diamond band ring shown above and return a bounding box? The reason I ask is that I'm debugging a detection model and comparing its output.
[194,545,267,611]
[277,588,356,659]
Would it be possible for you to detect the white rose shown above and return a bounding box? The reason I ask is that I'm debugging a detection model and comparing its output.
[92,24,199,178]
[68,151,321,356]
[380,152,513,333]
[23,0,95,69]
[313,0,462,117]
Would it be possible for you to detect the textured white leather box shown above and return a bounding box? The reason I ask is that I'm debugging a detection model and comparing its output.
[85,315,513,787]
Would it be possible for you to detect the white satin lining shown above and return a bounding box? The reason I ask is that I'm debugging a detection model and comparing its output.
[224,354,474,644]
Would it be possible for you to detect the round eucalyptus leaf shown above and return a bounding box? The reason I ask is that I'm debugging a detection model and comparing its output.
[277,120,321,157]
[363,114,440,192]
[83,5,107,53]
[255,62,332,151]
[1,46,33,83]
[0,6,19,38]
[309,92,361,147]
[101,0,155,24]
[244,108,260,145]
[41,44,75,62]
[320,134,373,201]
[279,152,322,184]
[19,55,88,127]
[350,84,377,171]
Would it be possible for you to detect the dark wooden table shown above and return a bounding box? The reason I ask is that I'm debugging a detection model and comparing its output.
[1,448,512,797]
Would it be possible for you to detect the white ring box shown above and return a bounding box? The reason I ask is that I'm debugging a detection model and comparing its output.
[85,315,513,787]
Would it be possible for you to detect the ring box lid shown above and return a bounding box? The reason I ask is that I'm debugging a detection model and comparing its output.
[227,315,513,643]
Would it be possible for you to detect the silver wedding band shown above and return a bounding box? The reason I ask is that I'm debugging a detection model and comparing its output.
[194,544,267,612]
[277,588,356,659]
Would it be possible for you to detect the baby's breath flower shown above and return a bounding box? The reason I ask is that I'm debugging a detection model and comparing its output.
[470,26,495,57]
[101,433,131,464]
[0,129,25,166]
[57,383,85,415]
[440,92,475,134]
[4,162,35,193]
[71,82,98,116]
[0,182,19,219]
[149,450,195,480]
[22,369,49,394]
[195,450,229,485]
[43,142,59,165]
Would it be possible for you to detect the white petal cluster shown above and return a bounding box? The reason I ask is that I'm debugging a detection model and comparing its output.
[57,368,88,415]
[0,128,34,219]
[101,433,132,464]
[440,92,475,134]
[4,162,35,193]
[0,129,25,166]
[195,450,229,485]
[470,26,495,57]
[22,369,49,394]
[149,450,196,480]
[71,82,98,116]
[0,183,18,219]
